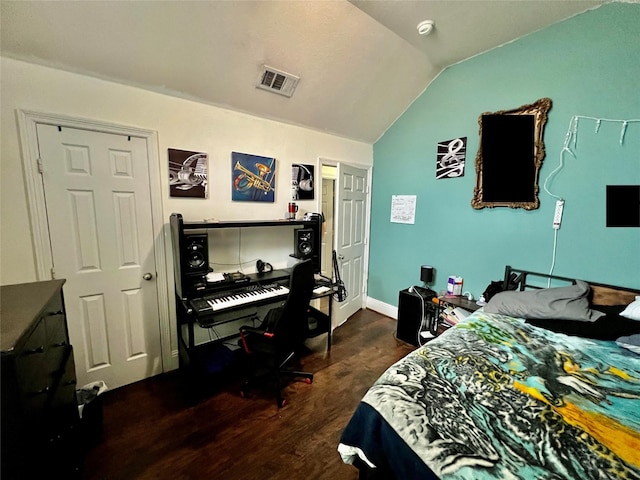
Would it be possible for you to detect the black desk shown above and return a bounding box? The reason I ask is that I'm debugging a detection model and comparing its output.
[176,272,334,377]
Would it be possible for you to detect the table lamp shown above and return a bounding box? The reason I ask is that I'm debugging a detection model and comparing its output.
[421,265,434,289]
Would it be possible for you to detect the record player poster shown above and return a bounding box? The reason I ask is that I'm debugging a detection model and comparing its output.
[292,164,314,200]
[231,152,276,202]
[168,148,208,198]
[436,137,467,179]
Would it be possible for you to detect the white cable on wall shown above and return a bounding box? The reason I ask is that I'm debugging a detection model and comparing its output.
[544,116,640,200]
[543,115,639,279]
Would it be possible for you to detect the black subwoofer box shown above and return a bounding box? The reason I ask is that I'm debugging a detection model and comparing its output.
[397,288,432,347]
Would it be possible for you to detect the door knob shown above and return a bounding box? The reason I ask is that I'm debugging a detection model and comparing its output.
[338,254,345,260]
[143,272,153,280]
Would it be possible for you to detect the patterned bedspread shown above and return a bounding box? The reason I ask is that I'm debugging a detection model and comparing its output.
[339,311,640,480]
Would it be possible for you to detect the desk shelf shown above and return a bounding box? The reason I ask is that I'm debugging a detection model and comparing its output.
[181,218,315,230]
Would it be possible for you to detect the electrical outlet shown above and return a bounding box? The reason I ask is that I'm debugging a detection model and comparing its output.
[553,200,564,229]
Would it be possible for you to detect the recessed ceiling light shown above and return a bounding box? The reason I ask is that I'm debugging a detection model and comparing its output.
[417,20,435,36]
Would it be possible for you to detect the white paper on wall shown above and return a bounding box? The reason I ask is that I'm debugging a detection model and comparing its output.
[390,195,416,224]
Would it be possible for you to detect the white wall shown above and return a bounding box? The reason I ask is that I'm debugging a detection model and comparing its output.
[1,57,373,286]
[1,57,373,372]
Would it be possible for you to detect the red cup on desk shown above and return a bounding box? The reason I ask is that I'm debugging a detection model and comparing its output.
[287,202,298,220]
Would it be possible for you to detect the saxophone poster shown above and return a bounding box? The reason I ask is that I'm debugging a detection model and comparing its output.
[231,152,276,202]
[168,148,208,198]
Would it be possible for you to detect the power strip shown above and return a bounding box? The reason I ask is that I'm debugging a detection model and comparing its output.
[553,200,564,229]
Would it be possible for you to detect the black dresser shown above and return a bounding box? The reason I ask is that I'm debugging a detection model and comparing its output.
[1,279,82,479]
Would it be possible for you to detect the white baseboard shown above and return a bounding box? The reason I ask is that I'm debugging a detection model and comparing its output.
[365,296,398,320]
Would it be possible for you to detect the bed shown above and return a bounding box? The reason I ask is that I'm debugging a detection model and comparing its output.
[338,266,640,480]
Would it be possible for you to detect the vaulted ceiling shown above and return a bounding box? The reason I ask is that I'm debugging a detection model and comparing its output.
[1,0,606,143]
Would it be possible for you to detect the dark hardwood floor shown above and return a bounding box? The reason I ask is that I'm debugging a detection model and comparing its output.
[81,308,413,480]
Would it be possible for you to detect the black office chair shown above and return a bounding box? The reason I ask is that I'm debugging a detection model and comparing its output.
[238,259,316,408]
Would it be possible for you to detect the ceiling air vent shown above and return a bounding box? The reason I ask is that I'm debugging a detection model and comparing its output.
[257,65,299,98]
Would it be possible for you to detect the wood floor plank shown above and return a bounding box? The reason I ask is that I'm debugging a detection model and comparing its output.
[81,308,414,480]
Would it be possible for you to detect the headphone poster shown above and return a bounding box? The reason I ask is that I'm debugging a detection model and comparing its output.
[231,151,276,202]
[292,163,314,200]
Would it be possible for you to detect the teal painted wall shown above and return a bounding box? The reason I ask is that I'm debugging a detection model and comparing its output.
[368,3,640,306]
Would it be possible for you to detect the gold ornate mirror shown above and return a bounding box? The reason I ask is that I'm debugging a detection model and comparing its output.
[471,98,552,210]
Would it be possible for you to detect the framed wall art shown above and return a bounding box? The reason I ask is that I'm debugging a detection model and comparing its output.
[292,163,314,200]
[436,137,467,179]
[472,98,552,210]
[231,151,276,202]
[168,148,208,198]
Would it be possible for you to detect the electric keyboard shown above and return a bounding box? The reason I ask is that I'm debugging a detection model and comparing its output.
[189,283,290,315]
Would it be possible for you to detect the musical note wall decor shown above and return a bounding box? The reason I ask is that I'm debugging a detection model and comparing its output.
[437,137,467,179]
[231,151,276,202]
[168,148,208,198]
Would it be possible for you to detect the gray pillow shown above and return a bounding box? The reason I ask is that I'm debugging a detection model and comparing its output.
[616,334,640,354]
[484,280,605,322]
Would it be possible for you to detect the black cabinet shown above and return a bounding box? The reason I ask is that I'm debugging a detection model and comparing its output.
[1,280,81,479]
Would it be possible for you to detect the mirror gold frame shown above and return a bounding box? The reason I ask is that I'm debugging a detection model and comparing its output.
[471,97,552,210]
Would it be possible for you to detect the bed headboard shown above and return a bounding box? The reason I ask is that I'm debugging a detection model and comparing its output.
[503,265,640,306]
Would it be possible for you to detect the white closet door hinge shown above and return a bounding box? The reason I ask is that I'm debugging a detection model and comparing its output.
[37,157,43,174]
[50,267,56,279]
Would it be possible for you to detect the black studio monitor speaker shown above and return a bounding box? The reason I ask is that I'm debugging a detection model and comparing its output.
[182,234,209,276]
[294,228,314,258]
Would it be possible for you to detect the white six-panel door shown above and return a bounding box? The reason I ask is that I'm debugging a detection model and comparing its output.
[334,163,367,327]
[37,124,163,389]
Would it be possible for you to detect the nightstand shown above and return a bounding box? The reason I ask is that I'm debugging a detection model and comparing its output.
[434,295,481,335]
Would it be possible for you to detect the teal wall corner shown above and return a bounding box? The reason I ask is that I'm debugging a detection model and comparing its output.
[368,2,640,306]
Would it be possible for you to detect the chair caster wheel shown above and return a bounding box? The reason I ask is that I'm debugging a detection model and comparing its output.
[304,378,312,384]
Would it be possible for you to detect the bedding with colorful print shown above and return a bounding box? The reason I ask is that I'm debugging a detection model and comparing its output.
[338,310,640,480]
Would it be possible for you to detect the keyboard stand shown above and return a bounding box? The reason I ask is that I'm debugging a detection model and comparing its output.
[175,279,334,376]
[309,287,333,351]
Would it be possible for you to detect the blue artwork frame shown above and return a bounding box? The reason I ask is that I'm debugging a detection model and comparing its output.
[231,152,276,202]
